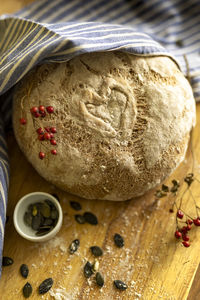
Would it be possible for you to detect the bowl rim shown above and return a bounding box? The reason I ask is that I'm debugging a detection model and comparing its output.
[13,192,63,242]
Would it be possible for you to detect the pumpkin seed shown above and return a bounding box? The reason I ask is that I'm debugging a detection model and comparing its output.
[90,246,103,257]
[23,282,32,298]
[41,202,51,218]
[83,212,98,225]
[69,239,80,254]
[2,256,13,266]
[24,200,59,236]
[35,202,44,210]
[36,227,52,236]
[20,264,29,278]
[51,208,58,219]
[93,259,99,272]
[28,204,33,213]
[32,205,38,216]
[96,272,104,287]
[75,214,85,224]
[70,201,82,211]
[84,261,94,278]
[31,214,44,231]
[114,280,128,291]
[24,212,32,227]
[114,233,124,248]
[43,218,54,226]
[39,278,53,294]
[161,184,169,193]
[184,173,194,186]
[45,199,55,208]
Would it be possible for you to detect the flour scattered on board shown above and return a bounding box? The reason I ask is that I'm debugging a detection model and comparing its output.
[49,287,79,300]
[49,287,68,300]
[41,237,66,251]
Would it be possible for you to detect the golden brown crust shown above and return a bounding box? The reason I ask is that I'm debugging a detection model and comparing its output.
[12,52,196,200]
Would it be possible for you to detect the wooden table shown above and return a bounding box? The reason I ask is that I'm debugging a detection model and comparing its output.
[1,1,200,299]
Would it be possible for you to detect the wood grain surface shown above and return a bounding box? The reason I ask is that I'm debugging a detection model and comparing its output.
[1,1,200,299]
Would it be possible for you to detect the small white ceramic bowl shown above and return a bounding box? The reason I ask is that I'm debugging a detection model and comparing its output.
[13,192,63,242]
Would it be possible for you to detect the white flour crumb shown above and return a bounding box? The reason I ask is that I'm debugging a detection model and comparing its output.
[60,245,67,253]
[105,245,111,254]
[31,263,37,268]
[49,288,69,299]
[43,236,66,250]
[130,280,136,287]
[87,278,92,286]
[135,292,142,298]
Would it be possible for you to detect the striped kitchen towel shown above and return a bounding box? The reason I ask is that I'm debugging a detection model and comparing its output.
[0,0,200,275]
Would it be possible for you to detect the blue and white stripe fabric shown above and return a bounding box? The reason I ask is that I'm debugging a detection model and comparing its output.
[0,0,200,274]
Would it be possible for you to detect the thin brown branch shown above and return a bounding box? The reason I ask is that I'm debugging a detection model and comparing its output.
[188,188,199,217]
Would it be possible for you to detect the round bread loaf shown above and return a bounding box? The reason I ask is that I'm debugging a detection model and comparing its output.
[13,52,196,201]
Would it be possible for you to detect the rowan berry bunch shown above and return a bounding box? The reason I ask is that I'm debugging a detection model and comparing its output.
[155,172,200,248]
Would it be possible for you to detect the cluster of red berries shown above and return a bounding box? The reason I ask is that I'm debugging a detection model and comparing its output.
[175,210,200,247]
[20,106,54,125]
[38,127,57,159]
[20,105,57,159]
[30,105,54,118]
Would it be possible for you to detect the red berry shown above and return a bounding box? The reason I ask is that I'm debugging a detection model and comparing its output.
[50,139,57,145]
[182,241,190,248]
[51,149,57,155]
[193,218,200,226]
[186,224,192,231]
[30,106,38,114]
[39,105,45,112]
[37,128,44,134]
[50,127,57,133]
[20,118,26,125]
[49,133,54,139]
[177,210,184,219]
[39,152,45,159]
[175,231,182,239]
[44,132,51,140]
[34,112,40,118]
[44,127,50,132]
[38,134,45,141]
[182,235,190,241]
[181,226,188,234]
[46,106,54,113]
[40,111,46,118]
[186,219,193,225]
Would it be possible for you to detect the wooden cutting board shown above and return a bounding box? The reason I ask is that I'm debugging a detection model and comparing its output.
[1,1,200,299]
[2,116,200,300]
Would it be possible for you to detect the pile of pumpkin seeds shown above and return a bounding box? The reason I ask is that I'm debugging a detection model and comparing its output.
[69,201,128,291]
[2,259,53,298]
[21,264,53,297]
[3,196,129,298]
[24,200,59,236]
